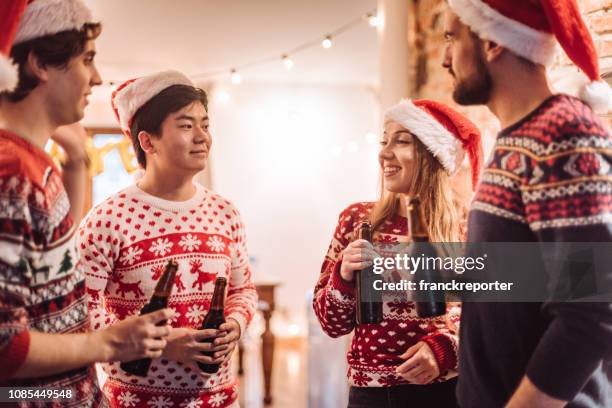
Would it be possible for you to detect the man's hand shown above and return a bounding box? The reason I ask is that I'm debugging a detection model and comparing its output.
[395,341,440,384]
[98,308,173,362]
[210,318,241,365]
[51,123,88,162]
[161,327,220,365]
[505,377,566,408]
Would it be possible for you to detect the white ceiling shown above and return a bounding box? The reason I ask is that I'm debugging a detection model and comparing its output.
[86,0,379,86]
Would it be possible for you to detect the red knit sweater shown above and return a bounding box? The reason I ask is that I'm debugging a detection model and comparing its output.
[77,183,257,408]
[0,130,106,406]
[313,202,460,387]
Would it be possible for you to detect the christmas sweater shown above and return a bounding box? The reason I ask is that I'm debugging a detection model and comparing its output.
[0,130,106,407]
[313,202,460,388]
[77,182,257,408]
[459,95,612,408]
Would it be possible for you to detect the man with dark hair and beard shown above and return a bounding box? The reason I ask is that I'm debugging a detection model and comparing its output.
[0,1,172,405]
[442,0,612,407]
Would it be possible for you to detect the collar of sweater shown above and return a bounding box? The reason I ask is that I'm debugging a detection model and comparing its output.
[124,182,207,212]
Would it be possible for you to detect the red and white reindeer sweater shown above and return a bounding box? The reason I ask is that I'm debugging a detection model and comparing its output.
[313,202,460,388]
[77,182,257,408]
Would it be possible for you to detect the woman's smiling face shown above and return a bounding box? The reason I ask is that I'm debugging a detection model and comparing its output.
[379,121,417,194]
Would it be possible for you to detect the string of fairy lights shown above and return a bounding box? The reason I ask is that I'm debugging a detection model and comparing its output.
[105,9,380,86]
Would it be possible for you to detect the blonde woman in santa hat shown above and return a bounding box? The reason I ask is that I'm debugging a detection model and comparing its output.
[442,0,612,407]
[0,1,173,406]
[77,70,257,408]
[313,99,483,407]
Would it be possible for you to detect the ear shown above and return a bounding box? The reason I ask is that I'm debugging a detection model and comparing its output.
[482,39,504,63]
[138,131,157,156]
[26,51,49,83]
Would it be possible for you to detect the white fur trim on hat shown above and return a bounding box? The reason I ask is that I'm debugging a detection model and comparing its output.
[0,54,18,93]
[448,0,558,66]
[14,0,93,45]
[112,70,195,132]
[580,80,612,114]
[384,100,465,175]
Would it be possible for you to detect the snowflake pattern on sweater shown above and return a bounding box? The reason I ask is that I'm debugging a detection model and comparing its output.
[77,183,257,408]
[313,202,460,388]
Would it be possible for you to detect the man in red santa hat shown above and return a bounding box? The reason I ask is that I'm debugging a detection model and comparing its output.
[441,0,612,407]
[0,1,172,405]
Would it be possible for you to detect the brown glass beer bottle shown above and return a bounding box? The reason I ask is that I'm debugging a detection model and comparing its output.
[120,259,178,377]
[407,197,446,317]
[198,277,227,373]
[355,221,383,324]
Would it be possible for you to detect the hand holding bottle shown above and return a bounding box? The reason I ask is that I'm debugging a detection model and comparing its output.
[161,327,220,365]
[340,239,379,282]
[210,318,241,364]
[98,308,173,363]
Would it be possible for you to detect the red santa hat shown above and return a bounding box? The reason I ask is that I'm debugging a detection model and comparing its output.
[447,0,612,113]
[385,99,483,190]
[0,0,94,92]
[111,70,195,136]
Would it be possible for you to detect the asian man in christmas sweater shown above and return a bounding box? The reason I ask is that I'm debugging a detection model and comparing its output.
[77,70,257,408]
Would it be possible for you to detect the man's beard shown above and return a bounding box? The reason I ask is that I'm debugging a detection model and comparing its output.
[451,52,493,106]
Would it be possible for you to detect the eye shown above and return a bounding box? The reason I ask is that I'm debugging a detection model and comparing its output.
[179,124,192,129]
[397,139,412,145]
[379,140,388,146]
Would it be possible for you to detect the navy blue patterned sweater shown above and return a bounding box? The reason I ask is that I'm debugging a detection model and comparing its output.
[457,95,612,408]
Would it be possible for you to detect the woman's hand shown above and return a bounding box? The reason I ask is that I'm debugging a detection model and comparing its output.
[395,341,440,384]
[339,239,378,282]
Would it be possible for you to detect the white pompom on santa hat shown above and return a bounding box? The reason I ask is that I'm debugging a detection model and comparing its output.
[0,0,28,93]
[111,70,195,137]
[0,0,94,93]
[447,0,612,114]
[385,99,484,190]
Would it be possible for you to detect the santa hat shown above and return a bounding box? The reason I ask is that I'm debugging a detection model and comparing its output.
[0,0,28,92]
[0,0,93,92]
[447,0,612,113]
[385,99,483,190]
[111,70,195,136]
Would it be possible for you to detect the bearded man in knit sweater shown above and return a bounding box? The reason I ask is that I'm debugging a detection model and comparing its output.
[0,1,172,406]
[77,70,257,408]
[442,0,612,407]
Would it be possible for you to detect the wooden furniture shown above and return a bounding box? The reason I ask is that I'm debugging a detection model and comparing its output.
[238,282,279,405]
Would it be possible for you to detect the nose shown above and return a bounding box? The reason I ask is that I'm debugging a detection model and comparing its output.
[91,63,102,87]
[378,142,393,161]
[194,125,211,146]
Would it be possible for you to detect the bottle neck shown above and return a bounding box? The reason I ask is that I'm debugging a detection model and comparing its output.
[210,281,227,310]
[408,202,428,241]
[154,263,178,297]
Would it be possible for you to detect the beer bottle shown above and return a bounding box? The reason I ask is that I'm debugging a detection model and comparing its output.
[407,197,446,317]
[120,259,178,377]
[198,277,227,373]
[355,222,383,324]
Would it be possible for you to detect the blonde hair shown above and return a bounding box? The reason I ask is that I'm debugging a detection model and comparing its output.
[369,136,464,242]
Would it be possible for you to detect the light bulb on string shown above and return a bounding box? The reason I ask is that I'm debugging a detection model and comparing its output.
[230,69,242,84]
[282,54,294,70]
[367,12,380,27]
[322,36,332,49]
